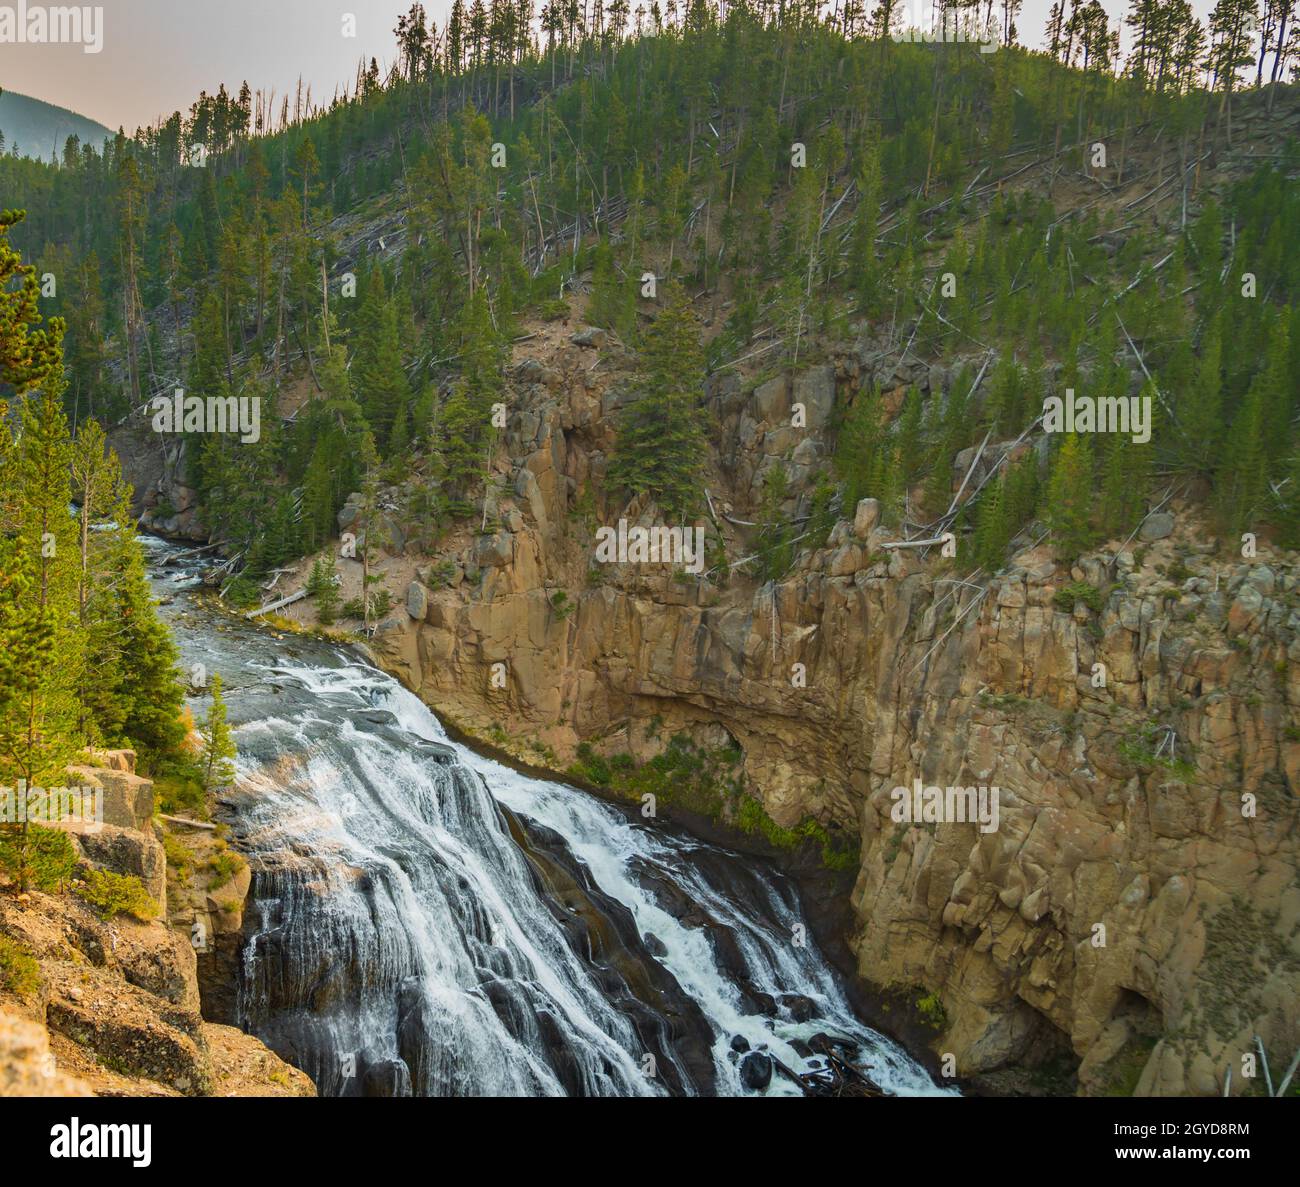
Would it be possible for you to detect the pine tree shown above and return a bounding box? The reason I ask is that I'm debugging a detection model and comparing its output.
[589,238,636,341]
[1179,310,1223,472]
[758,462,794,581]
[200,675,237,791]
[608,284,708,520]
[301,439,338,552]
[896,386,926,489]
[111,543,187,759]
[0,536,58,892]
[1046,434,1096,561]
[974,472,1012,571]
[849,140,883,316]
[1218,383,1268,533]
[307,556,340,625]
[836,386,885,512]
[357,300,413,452]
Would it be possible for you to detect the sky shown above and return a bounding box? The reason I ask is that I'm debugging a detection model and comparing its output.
[0,0,1225,134]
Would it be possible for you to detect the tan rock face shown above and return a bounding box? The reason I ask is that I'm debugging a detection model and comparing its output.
[367,351,1299,1097]
[0,757,313,1098]
[0,1009,93,1096]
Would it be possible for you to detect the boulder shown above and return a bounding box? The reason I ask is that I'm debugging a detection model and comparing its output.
[0,1010,92,1096]
[1138,511,1175,542]
[74,824,167,911]
[853,498,881,539]
[570,326,607,348]
[779,993,821,1022]
[63,766,155,833]
[406,582,428,621]
[739,1050,773,1091]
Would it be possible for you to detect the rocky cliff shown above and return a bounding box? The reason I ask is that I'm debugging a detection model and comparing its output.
[331,323,1300,1097]
[0,750,313,1097]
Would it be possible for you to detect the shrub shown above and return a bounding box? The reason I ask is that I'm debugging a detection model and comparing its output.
[162,833,195,880]
[342,590,393,620]
[1053,582,1105,613]
[75,870,158,921]
[0,937,40,996]
[153,765,207,815]
[915,990,948,1032]
[426,560,457,587]
[206,851,245,891]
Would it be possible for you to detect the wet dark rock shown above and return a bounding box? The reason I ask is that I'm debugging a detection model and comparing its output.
[361,1058,412,1097]
[739,1051,773,1091]
[780,993,821,1023]
[355,709,400,727]
[729,1034,750,1053]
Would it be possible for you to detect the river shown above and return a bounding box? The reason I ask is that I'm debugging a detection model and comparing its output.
[145,536,951,1098]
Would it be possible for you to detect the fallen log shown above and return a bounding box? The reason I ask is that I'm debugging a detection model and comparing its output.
[244,587,307,619]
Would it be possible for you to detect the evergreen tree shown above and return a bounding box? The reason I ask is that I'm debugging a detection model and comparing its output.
[589,238,636,341]
[307,555,341,625]
[973,471,1012,571]
[608,284,708,520]
[1218,384,1268,533]
[200,675,237,791]
[1046,433,1096,560]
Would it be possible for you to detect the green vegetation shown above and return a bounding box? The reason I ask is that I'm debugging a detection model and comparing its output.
[75,870,159,921]
[607,284,708,520]
[0,211,188,893]
[914,990,949,1033]
[307,556,341,625]
[567,735,857,871]
[568,735,742,819]
[0,936,41,997]
[1053,582,1106,613]
[1118,722,1198,779]
[548,590,573,620]
[735,794,859,871]
[205,849,245,891]
[341,589,393,621]
[0,4,1290,592]
[161,832,196,881]
[152,754,208,816]
[199,674,237,792]
[0,824,77,894]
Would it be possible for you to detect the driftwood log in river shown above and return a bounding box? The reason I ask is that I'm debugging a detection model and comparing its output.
[771,1034,886,1097]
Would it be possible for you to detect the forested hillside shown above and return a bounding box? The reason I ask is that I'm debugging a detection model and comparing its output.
[3,1,1298,599]
[0,206,192,893]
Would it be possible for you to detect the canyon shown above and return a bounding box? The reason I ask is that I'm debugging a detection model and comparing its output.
[330,325,1300,1097]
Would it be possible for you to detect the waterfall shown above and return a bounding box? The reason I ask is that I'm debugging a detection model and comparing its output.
[225,654,952,1098]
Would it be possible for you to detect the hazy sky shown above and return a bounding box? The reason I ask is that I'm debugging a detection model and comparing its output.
[0,0,1224,133]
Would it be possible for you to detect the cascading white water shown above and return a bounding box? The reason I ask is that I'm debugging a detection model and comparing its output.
[230,655,954,1098]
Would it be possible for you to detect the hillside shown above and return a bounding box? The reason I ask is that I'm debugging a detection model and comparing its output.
[0,89,112,161]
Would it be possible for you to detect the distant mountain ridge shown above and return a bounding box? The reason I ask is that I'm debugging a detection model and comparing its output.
[0,89,112,160]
